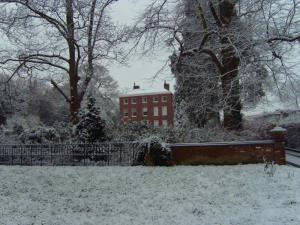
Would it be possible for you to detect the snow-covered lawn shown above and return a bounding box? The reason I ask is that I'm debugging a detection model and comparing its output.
[0,165,299,225]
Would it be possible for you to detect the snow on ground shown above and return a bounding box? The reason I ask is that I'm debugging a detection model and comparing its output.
[0,165,299,225]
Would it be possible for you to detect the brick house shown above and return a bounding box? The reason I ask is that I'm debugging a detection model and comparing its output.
[119,82,174,127]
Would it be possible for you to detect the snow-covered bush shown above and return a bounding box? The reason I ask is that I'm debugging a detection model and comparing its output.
[5,114,41,132]
[181,126,245,143]
[146,137,172,166]
[0,114,71,144]
[0,126,4,143]
[155,127,181,143]
[19,126,60,144]
[282,123,300,148]
[135,137,172,166]
[132,142,148,166]
[74,95,109,143]
[241,119,274,140]
[52,121,72,143]
[0,109,6,125]
[113,122,181,143]
[243,110,300,147]
[113,122,153,142]
[279,111,300,125]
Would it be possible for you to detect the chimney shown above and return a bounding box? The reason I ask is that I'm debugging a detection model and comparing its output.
[133,82,140,90]
[164,81,170,91]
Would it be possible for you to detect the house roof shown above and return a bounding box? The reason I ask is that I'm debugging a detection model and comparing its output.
[120,87,172,97]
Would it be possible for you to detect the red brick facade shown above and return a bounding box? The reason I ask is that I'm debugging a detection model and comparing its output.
[119,91,174,127]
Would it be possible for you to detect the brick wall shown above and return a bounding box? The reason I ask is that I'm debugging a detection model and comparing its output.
[164,126,287,166]
[169,140,286,166]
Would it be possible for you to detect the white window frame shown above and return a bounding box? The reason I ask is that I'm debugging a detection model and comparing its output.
[162,120,168,127]
[162,106,168,116]
[153,106,159,116]
[154,120,160,127]
[131,98,137,104]
[124,109,129,117]
[132,108,137,117]
[162,96,167,102]
[143,107,148,117]
[124,99,128,105]
[153,97,159,103]
[142,97,148,103]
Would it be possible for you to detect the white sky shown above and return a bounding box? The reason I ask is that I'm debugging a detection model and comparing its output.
[109,0,175,92]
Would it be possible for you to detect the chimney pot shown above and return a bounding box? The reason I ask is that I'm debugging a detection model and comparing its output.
[133,82,140,90]
[164,81,170,91]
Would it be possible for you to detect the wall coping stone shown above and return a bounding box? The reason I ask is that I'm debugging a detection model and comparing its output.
[168,140,274,147]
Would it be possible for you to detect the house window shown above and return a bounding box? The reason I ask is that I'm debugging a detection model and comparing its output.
[131,98,137,104]
[124,108,128,117]
[153,97,159,103]
[124,99,128,104]
[153,106,159,116]
[154,120,160,127]
[132,108,137,117]
[142,97,148,103]
[162,120,168,127]
[162,96,167,102]
[162,106,168,116]
[143,107,148,116]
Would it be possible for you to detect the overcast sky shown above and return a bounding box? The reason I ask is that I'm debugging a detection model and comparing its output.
[109,0,175,92]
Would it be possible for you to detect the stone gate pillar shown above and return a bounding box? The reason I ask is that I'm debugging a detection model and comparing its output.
[270,126,287,165]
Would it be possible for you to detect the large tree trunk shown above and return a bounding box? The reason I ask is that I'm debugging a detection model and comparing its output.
[66,0,80,124]
[172,0,221,129]
[221,46,242,130]
[219,0,242,130]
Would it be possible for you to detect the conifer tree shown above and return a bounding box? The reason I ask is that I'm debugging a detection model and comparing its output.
[75,95,108,143]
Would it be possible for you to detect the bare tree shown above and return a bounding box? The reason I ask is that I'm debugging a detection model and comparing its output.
[171,0,222,129]
[133,0,300,130]
[0,0,130,124]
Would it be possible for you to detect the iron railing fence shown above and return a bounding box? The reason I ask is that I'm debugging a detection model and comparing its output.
[0,142,141,166]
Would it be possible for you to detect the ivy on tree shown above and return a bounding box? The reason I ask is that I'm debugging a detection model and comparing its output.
[75,95,108,143]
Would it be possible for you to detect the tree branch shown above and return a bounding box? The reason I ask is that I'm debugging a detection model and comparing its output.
[50,79,71,103]
[3,0,68,38]
[209,1,222,27]
[182,48,223,73]
[267,35,300,43]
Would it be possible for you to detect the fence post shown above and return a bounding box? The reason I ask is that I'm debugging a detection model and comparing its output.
[20,146,23,166]
[132,143,136,166]
[11,146,14,165]
[108,143,111,166]
[40,145,43,166]
[84,144,86,166]
[119,143,122,165]
[50,145,53,165]
[29,145,32,166]
[72,145,75,166]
